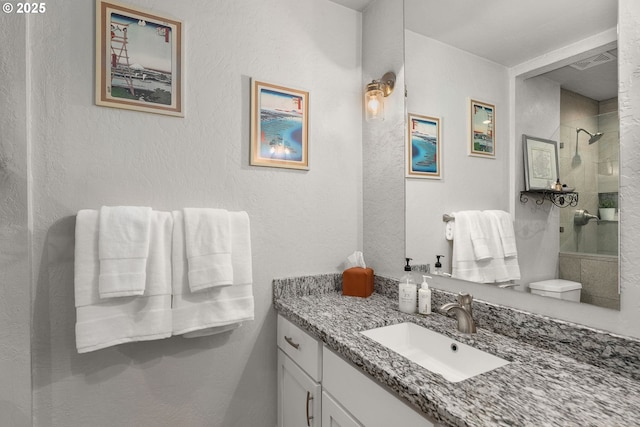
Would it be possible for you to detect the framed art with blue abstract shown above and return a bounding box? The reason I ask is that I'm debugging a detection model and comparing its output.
[407,113,441,179]
[250,80,309,170]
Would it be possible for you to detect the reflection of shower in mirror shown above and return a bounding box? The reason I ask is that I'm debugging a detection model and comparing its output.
[573,128,604,166]
[576,127,603,144]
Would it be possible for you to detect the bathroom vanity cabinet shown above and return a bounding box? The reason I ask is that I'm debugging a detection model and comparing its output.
[277,314,434,427]
[322,346,433,426]
[321,391,361,427]
[274,276,640,426]
[277,315,322,427]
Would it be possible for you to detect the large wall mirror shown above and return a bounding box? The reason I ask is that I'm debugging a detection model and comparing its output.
[403,0,619,310]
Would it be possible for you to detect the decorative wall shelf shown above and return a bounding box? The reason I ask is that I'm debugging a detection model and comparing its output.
[520,190,579,208]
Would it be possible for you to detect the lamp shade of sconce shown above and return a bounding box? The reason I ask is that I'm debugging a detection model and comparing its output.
[365,84,384,121]
[365,71,395,121]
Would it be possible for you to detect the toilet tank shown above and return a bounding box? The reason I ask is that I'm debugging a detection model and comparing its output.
[529,279,582,302]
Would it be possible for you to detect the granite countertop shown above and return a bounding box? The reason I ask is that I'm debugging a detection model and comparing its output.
[274,290,640,427]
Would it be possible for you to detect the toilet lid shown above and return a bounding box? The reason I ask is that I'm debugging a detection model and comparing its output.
[529,279,582,292]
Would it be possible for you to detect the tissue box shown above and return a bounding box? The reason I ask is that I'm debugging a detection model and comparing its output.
[342,267,374,298]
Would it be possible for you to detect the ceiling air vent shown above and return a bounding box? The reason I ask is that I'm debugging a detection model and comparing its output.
[569,51,617,71]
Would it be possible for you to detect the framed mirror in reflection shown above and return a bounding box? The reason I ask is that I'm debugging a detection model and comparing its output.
[403,0,619,310]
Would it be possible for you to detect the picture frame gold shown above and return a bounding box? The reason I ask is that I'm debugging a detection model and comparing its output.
[469,99,495,157]
[96,0,183,116]
[250,80,309,170]
[407,113,441,179]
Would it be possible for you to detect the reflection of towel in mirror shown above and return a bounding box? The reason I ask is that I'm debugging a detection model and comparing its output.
[462,210,492,261]
[485,210,518,257]
[485,210,521,282]
[451,211,493,283]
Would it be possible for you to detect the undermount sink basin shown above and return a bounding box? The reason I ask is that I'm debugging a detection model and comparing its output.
[361,322,509,382]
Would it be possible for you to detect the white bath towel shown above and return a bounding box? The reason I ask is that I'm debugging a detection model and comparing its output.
[485,210,518,258]
[484,211,521,282]
[456,211,492,261]
[75,209,172,353]
[172,210,254,337]
[182,323,242,338]
[183,208,234,292]
[484,215,509,283]
[451,211,494,283]
[98,206,152,298]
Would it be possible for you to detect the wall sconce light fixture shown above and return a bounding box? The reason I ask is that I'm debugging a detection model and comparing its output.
[365,71,396,121]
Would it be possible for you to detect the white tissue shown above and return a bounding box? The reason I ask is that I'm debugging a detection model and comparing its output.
[345,251,367,269]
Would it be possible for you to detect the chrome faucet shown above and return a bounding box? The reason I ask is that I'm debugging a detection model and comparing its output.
[440,293,477,334]
[574,209,600,226]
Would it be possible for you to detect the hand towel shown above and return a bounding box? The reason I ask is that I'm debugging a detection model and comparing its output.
[172,210,255,337]
[183,208,234,292]
[98,206,152,298]
[484,214,509,283]
[485,211,521,283]
[75,209,172,353]
[485,210,518,258]
[484,210,520,282]
[454,211,492,261]
[451,211,493,283]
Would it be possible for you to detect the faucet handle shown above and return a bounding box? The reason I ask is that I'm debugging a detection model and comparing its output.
[457,292,473,305]
[457,293,473,315]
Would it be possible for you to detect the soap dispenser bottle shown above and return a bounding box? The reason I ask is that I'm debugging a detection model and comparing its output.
[433,255,444,275]
[418,275,432,315]
[398,258,417,314]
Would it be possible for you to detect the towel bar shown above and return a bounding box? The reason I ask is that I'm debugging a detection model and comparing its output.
[443,213,455,222]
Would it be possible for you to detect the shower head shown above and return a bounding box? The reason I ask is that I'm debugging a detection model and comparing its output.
[576,128,604,144]
[589,132,603,144]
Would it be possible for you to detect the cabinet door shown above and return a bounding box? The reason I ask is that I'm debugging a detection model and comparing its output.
[323,347,435,427]
[278,349,321,427]
[322,391,362,427]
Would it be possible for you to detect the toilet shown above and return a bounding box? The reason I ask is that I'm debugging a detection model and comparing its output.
[528,279,582,302]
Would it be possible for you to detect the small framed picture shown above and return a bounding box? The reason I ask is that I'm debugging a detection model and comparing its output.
[469,99,495,157]
[96,0,183,117]
[523,134,559,191]
[250,80,309,170]
[407,113,441,179]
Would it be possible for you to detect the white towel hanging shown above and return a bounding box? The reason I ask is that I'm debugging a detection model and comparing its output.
[171,210,255,337]
[74,209,172,353]
[98,206,152,298]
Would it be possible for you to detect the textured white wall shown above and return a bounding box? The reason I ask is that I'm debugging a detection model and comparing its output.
[617,0,640,337]
[0,12,32,427]
[362,0,405,277]
[404,31,510,272]
[9,1,363,426]
[514,75,561,286]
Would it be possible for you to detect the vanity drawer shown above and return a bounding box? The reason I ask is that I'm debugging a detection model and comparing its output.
[277,314,322,381]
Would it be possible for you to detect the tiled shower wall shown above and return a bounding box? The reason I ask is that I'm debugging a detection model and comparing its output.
[558,90,619,255]
[559,252,619,310]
